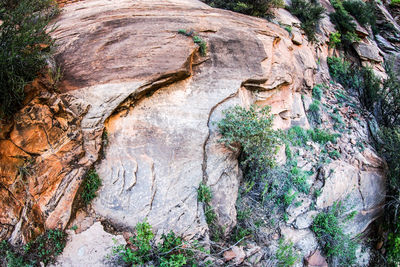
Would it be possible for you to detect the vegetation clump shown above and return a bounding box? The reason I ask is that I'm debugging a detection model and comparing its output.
[287,0,325,42]
[202,0,284,17]
[178,29,207,56]
[311,202,358,265]
[329,0,359,47]
[81,169,102,205]
[274,238,300,266]
[111,221,204,266]
[218,105,281,183]
[0,230,66,267]
[0,0,58,119]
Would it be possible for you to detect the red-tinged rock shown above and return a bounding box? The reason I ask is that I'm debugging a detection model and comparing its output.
[305,250,328,267]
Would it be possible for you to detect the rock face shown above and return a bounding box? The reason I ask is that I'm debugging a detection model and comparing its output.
[46,0,317,238]
[0,1,390,266]
[51,222,126,266]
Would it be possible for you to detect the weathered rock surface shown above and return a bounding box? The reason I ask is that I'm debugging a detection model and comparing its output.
[0,87,89,243]
[45,0,318,239]
[51,221,126,267]
[0,1,392,266]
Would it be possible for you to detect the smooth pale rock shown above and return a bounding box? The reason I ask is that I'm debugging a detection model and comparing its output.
[353,41,383,63]
[280,226,318,257]
[52,221,126,267]
[316,161,359,209]
[295,211,318,229]
[286,196,311,224]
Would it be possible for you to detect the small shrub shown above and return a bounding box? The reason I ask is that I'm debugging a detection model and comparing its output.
[198,183,212,203]
[311,202,358,265]
[287,0,325,42]
[308,128,339,144]
[391,0,400,5]
[342,0,376,27]
[275,238,299,266]
[0,0,58,119]
[218,105,281,182]
[0,230,66,266]
[178,30,207,56]
[202,0,284,17]
[312,85,323,100]
[308,99,321,125]
[329,0,359,46]
[81,169,101,205]
[329,31,341,48]
[287,125,310,146]
[111,221,201,266]
[284,25,293,34]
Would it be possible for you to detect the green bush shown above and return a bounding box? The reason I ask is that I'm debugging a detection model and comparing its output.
[329,0,359,46]
[308,128,339,144]
[0,0,58,119]
[111,221,202,266]
[329,31,341,48]
[312,85,323,100]
[391,0,400,5]
[377,62,400,127]
[218,105,281,182]
[0,230,66,266]
[342,0,376,27]
[198,183,212,203]
[308,99,321,124]
[202,0,284,17]
[81,169,102,205]
[178,30,207,56]
[311,202,358,265]
[275,238,300,266]
[287,0,325,42]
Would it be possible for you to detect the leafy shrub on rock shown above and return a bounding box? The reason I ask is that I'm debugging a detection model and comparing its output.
[0,230,66,266]
[287,0,325,42]
[218,105,281,182]
[312,202,358,265]
[202,0,284,17]
[111,221,203,266]
[0,0,58,119]
[329,0,359,46]
[342,0,376,28]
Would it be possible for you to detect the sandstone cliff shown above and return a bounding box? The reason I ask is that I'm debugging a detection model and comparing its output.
[0,0,396,266]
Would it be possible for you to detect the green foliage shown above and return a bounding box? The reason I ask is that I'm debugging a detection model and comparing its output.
[342,0,375,27]
[391,0,400,5]
[387,227,400,265]
[311,202,358,265]
[178,30,207,56]
[275,238,299,266]
[198,183,212,203]
[329,31,341,48]
[111,221,201,266]
[287,0,325,42]
[308,99,321,124]
[329,0,360,46]
[308,128,339,144]
[377,62,400,127]
[81,169,101,205]
[328,150,341,159]
[378,127,400,190]
[202,0,284,17]
[312,85,323,100]
[218,105,281,182]
[0,0,58,119]
[284,25,293,34]
[0,230,66,266]
[287,125,310,146]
